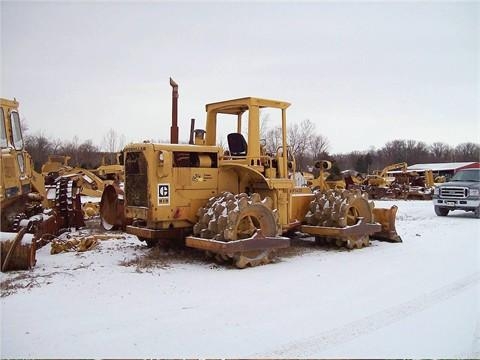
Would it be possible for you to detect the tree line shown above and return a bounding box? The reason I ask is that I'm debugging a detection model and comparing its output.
[24,122,479,174]
[333,140,479,174]
[25,129,124,171]
[262,119,479,174]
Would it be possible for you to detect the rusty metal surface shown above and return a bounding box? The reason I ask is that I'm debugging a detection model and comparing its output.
[1,228,36,272]
[100,184,125,230]
[186,230,290,254]
[301,217,381,238]
[170,77,179,144]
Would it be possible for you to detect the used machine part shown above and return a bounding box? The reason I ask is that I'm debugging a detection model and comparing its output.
[99,183,125,230]
[0,228,36,271]
[93,154,124,183]
[41,155,106,198]
[100,81,401,268]
[364,162,408,199]
[394,169,435,200]
[40,154,107,224]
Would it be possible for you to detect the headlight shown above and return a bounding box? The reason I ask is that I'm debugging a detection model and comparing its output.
[433,187,439,195]
[470,189,480,196]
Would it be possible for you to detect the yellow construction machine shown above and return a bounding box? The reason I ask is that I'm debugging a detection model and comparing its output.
[393,168,435,200]
[0,98,58,271]
[39,154,112,219]
[41,155,106,198]
[0,98,88,271]
[363,162,408,199]
[303,161,364,191]
[0,98,55,232]
[93,154,124,183]
[100,83,401,268]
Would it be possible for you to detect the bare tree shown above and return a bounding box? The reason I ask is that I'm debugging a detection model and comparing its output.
[103,128,119,153]
[288,119,316,171]
[264,126,282,155]
[24,132,53,171]
[309,134,330,160]
[429,142,453,161]
[455,142,480,161]
[77,139,99,168]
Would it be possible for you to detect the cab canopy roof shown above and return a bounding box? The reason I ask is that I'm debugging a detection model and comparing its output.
[205,97,291,115]
[0,98,19,108]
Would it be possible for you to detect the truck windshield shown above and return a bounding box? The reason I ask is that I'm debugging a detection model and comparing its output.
[11,111,24,150]
[451,170,480,182]
[0,109,7,148]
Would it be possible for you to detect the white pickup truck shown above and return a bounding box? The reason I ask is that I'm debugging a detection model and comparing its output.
[433,168,480,218]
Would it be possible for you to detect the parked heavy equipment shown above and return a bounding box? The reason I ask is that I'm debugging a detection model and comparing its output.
[100,82,401,268]
[41,155,106,198]
[1,98,51,233]
[0,98,56,270]
[303,162,364,191]
[0,98,85,271]
[39,154,111,219]
[93,154,124,183]
[393,169,435,200]
[363,162,408,199]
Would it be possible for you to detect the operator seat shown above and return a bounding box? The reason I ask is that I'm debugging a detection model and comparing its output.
[227,133,248,157]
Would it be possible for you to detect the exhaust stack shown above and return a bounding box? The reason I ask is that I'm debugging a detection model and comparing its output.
[189,118,195,145]
[170,77,179,144]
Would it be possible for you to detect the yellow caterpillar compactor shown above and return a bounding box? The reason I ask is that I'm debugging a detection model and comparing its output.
[101,80,401,268]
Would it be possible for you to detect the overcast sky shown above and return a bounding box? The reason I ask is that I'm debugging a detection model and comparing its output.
[1,1,478,154]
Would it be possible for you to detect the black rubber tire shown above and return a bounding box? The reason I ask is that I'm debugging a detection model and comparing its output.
[434,206,449,217]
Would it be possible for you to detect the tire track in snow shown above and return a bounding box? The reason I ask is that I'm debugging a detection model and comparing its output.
[255,272,480,357]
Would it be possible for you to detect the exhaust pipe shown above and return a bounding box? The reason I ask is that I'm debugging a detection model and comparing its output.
[189,118,195,145]
[170,77,179,144]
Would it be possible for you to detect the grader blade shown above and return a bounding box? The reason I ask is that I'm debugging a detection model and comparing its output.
[372,205,402,242]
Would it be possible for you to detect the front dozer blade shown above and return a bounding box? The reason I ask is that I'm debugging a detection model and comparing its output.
[372,205,402,242]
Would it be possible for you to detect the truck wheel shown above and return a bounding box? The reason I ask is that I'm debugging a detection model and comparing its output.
[434,206,449,217]
[475,206,480,219]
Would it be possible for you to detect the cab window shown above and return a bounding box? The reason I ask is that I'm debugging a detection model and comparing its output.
[0,109,7,148]
[11,111,24,150]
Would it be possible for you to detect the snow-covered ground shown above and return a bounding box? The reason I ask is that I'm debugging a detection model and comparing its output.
[1,200,479,358]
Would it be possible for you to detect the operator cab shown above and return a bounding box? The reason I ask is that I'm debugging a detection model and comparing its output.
[204,97,292,179]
